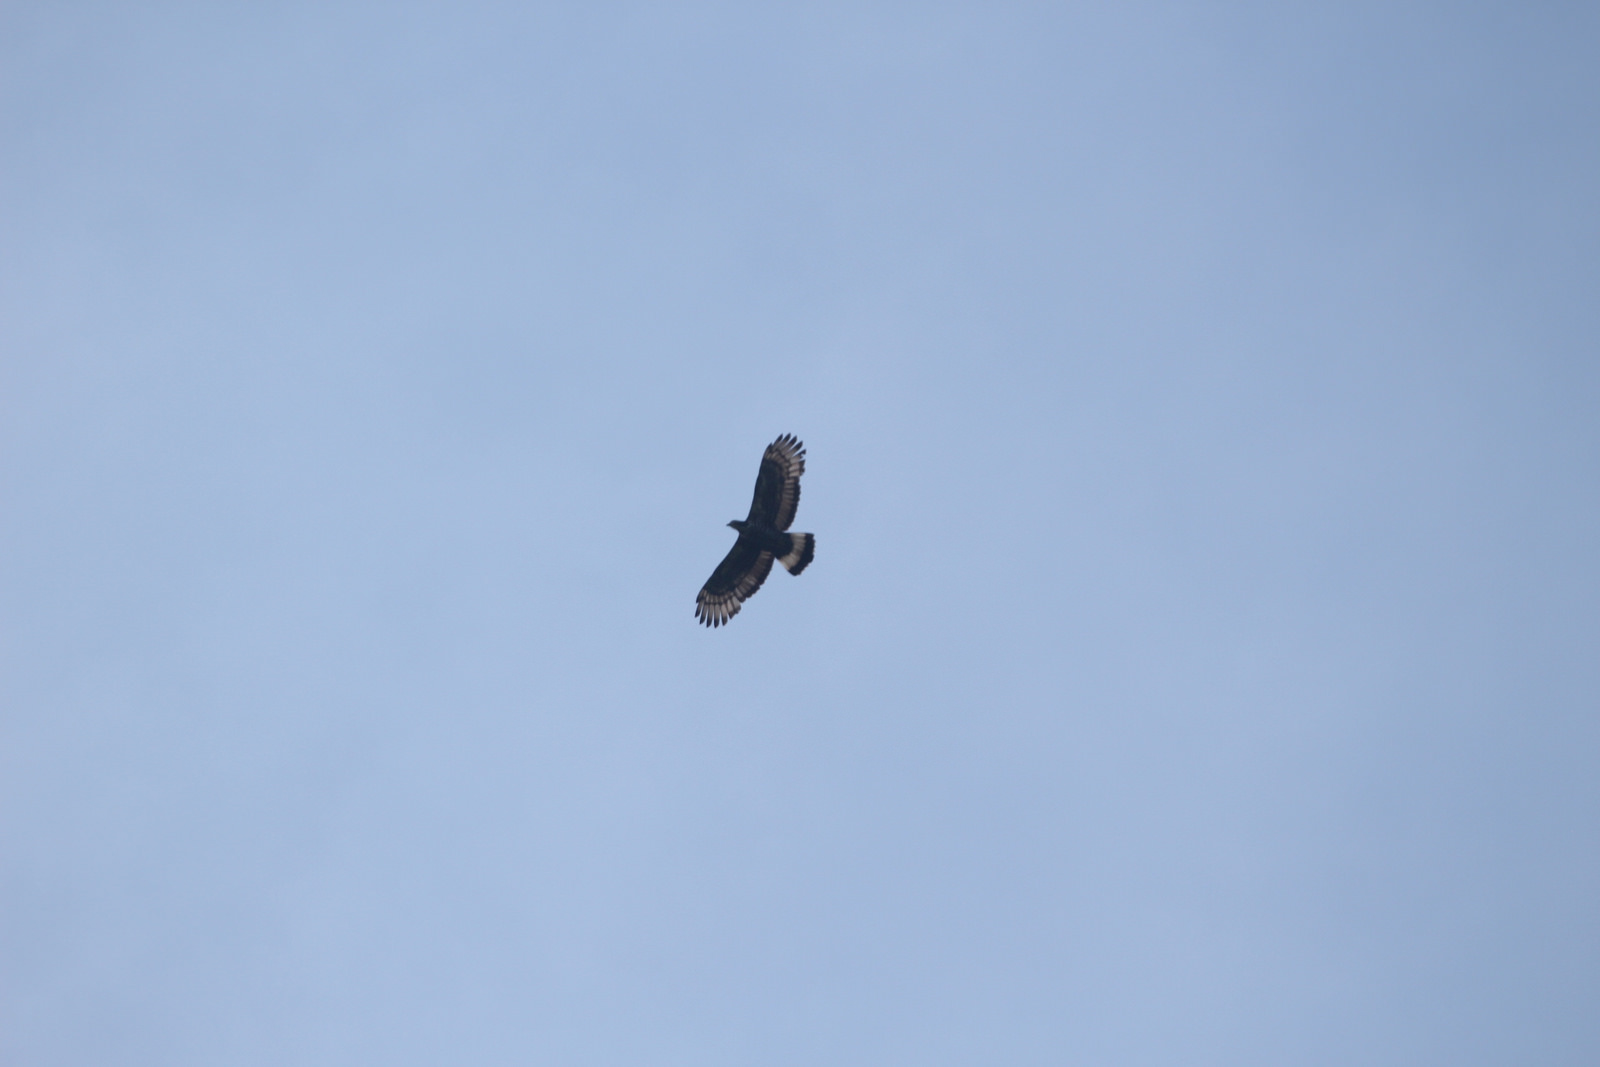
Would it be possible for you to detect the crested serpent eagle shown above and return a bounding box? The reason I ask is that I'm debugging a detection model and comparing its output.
[695,434,816,627]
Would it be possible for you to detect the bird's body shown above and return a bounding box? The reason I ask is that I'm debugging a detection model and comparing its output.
[696,434,815,627]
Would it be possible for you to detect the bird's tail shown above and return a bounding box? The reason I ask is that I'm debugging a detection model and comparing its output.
[778,532,815,575]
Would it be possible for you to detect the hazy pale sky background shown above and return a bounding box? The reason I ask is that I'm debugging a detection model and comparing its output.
[3,3,1597,1064]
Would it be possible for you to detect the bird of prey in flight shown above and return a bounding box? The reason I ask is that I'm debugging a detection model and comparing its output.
[695,434,815,627]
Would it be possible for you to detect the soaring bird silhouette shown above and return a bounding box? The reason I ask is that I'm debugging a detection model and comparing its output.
[695,434,815,627]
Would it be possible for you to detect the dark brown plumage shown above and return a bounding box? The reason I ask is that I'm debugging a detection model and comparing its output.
[696,434,815,627]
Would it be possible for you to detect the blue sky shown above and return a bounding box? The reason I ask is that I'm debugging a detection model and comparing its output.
[3,4,1597,1064]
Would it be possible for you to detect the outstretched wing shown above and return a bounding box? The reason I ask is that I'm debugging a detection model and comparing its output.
[746,433,806,531]
[695,539,775,627]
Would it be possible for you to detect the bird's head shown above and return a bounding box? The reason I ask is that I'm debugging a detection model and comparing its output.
[727,520,747,532]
